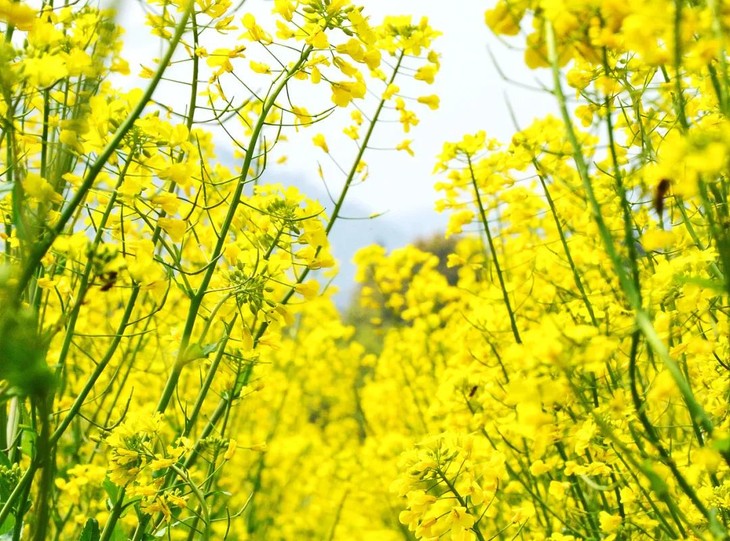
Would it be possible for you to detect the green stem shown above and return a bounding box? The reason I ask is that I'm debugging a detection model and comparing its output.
[467,155,521,343]
[545,19,714,437]
[554,441,601,538]
[31,396,53,541]
[186,10,200,132]
[535,163,597,325]
[172,464,210,539]
[0,462,38,529]
[156,44,315,414]
[50,287,141,446]
[436,469,486,541]
[325,490,349,541]
[627,331,712,525]
[601,48,642,299]
[635,311,714,436]
[270,51,407,316]
[53,154,134,385]
[183,315,236,436]
[98,488,126,541]
[707,0,730,116]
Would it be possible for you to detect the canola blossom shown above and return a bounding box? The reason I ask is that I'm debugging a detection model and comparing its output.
[1,0,730,540]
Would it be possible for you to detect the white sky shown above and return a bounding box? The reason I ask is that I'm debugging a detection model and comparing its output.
[113,0,555,222]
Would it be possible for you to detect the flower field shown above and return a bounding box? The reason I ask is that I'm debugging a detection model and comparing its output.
[2,0,730,539]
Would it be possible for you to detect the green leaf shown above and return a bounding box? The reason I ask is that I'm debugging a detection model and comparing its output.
[20,424,37,459]
[712,436,730,454]
[0,514,15,536]
[0,466,15,501]
[674,275,726,292]
[110,524,127,541]
[641,462,669,498]
[182,341,219,363]
[78,518,100,541]
[708,508,727,539]
[103,477,119,502]
[201,341,220,356]
[0,305,54,398]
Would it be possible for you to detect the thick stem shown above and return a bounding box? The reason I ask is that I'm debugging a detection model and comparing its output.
[545,20,714,437]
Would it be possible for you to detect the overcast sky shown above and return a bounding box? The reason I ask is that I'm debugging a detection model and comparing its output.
[113,0,553,217]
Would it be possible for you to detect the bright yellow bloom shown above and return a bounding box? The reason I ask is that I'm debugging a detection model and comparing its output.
[417,94,439,110]
[396,139,414,157]
[312,133,329,153]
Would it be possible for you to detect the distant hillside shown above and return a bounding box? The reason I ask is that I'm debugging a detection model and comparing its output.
[281,170,447,307]
[327,206,448,307]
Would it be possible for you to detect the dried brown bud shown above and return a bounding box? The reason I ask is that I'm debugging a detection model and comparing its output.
[654,178,671,218]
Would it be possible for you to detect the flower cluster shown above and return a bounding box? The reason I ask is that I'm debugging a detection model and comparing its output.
[8,0,730,540]
[0,1,441,540]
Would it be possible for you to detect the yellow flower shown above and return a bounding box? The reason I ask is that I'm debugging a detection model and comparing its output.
[250,60,271,74]
[599,512,622,533]
[22,172,63,204]
[343,125,359,140]
[241,13,272,43]
[396,139,414,157]
[294,280,319,299]
[383,83,399,100]
[641,229,675,251]
[549,480,570,499]
[574,104,594,127]
[224,439,238,460]
[446,506,475,530]
[330,80,366,107]
[414,63,437,84]
[273,0,295,21]
[307,30,329,49]
[417,94,440,110]
[445,210,474,237]
[22,54,69,88]
[312,133,329,153]
[157,217,187,243]
[0,0,35,30]
[485,1,524,35]
[276,19,295,39]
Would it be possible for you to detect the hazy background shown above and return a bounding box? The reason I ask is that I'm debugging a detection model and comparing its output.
[113,0,554,305]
